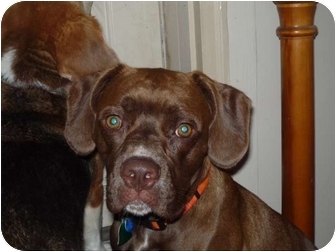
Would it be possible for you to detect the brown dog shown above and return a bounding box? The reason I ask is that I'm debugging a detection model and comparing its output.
[2,2,118,250]
[65,64,316,250]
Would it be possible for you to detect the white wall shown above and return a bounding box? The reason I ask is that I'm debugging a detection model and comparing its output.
[92,1,334,248]
[92,1,163,68]
[314,2,335,248]
[225,1,282,213]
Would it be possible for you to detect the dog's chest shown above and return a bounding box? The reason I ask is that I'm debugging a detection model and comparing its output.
[132,231,150,250]
[115,225,178,250]
[116,228,151,251]
[117,218,208,250]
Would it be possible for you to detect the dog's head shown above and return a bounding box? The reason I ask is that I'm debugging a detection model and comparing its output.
[65,64,251,221]
[1,2,118,94]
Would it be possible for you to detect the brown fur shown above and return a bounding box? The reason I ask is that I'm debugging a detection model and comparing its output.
[1,1,118,92]
[64,65,316,250]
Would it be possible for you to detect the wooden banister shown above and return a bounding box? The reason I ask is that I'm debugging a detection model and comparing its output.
[275,1,318,242]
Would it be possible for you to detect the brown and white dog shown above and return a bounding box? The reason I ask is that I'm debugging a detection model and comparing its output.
[64,64,316,250]
[1,1,118,92]
[1,2,118,250]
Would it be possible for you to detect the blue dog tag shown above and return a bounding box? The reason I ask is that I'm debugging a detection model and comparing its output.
[124,218,134,232]
[117,218,134,246]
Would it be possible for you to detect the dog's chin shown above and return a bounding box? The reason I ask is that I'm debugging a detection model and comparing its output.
[125,200,152,216]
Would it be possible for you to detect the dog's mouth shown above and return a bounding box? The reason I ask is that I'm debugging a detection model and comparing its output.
[125,200,152,216]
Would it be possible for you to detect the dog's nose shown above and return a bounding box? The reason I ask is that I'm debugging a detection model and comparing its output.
[121,158,160,192]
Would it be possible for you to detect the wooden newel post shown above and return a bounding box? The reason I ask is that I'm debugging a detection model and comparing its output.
[275,2,317,242]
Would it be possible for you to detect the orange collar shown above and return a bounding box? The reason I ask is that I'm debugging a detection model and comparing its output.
[183,168,211,214]
[143,167,211,231]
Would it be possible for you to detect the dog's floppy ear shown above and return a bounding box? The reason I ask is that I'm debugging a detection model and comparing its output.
[64,64,126,156]
[64,75,97,156]
[190,71,251,169]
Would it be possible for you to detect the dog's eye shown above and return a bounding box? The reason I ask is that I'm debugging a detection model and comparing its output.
[176,123,193,138]
[106,115,122,130]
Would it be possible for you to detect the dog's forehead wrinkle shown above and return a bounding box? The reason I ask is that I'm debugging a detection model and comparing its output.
[102,72,210,120]
[120,71,193,99]
[118,93,189,123]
